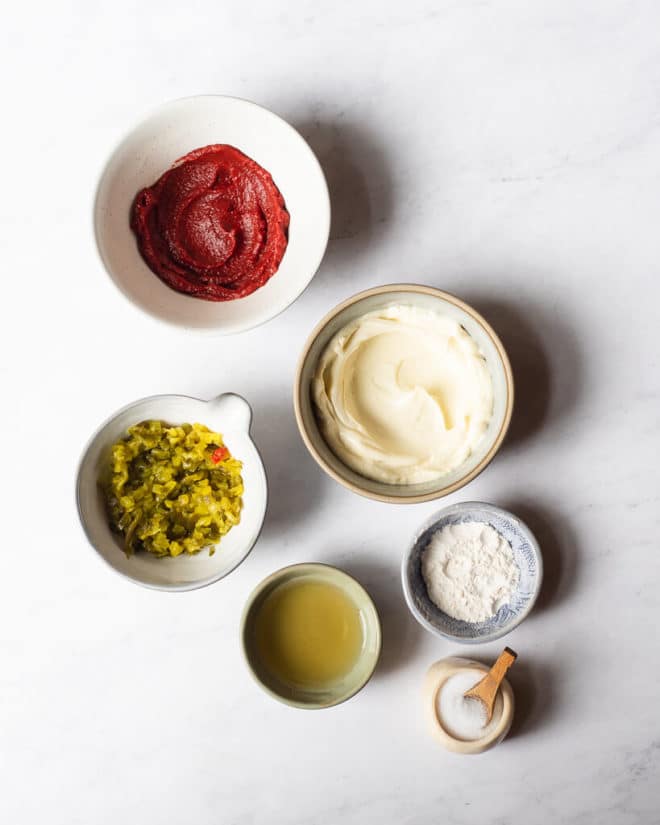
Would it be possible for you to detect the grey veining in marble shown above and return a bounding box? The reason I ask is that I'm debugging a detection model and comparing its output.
[1,1,659,823]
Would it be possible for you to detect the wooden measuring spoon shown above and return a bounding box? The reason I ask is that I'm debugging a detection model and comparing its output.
[463,647,517,724]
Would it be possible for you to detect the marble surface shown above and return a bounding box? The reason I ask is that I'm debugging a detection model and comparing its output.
[2,1,660,822]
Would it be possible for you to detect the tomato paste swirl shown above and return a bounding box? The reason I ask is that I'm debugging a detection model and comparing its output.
[131,144,289,301]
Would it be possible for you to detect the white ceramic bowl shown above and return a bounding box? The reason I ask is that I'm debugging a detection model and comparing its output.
[402,502,543,643]
[76,393,267,591]
[94,95,330,333]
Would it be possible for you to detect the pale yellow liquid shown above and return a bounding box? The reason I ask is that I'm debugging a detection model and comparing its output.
[253,578,364,688]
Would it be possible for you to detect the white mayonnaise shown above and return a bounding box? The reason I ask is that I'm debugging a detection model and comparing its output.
[312,305,494,485]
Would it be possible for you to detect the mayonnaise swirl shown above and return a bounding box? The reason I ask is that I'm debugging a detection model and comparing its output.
[312,305,493,485]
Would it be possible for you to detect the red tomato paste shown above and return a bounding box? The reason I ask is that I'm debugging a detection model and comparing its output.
[131,144,289,301]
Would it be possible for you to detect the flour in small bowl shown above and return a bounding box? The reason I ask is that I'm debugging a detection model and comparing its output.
[421,522,520,623]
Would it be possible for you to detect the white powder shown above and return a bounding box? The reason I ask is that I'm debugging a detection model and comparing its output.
[421,521,519,623]
[437,669,502,741]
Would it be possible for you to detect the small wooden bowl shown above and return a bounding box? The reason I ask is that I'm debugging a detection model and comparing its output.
[424,656,515,754]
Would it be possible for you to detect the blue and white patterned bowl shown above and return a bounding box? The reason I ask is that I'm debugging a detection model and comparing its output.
[402,502,543,643]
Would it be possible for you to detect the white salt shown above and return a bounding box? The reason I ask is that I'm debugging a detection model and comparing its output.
[437,669,502,741]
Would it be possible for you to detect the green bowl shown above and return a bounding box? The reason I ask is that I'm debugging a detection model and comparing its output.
[241,563,382,709]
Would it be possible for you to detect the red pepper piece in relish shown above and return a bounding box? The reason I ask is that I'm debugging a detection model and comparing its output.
[211,446,230,464]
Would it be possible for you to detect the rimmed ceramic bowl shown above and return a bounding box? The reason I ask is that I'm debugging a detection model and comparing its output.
[423,657,515,754]
[76,393,267,591]
[402,502,543,643]
[241,563,382,709]
[294,284,514,503]
[94,95,330,333]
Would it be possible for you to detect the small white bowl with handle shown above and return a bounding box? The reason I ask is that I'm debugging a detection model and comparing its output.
[76,392,267,591]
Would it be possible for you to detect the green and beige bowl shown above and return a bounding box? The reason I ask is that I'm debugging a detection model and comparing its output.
[241,563,381,709]
[294,284,514,504]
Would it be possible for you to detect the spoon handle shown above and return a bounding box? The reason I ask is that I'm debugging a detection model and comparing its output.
[464,647,517,719]
[487,647,517,688]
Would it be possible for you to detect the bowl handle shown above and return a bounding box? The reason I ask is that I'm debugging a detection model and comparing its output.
[207,393,253,433]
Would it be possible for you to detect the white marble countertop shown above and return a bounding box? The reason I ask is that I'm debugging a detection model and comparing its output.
[3,1,659,822]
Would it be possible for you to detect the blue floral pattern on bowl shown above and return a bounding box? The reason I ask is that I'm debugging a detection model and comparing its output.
[402,502,543,643]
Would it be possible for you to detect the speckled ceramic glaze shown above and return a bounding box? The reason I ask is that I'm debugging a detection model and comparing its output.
[294,285,514,504]
[402,502,543,643]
